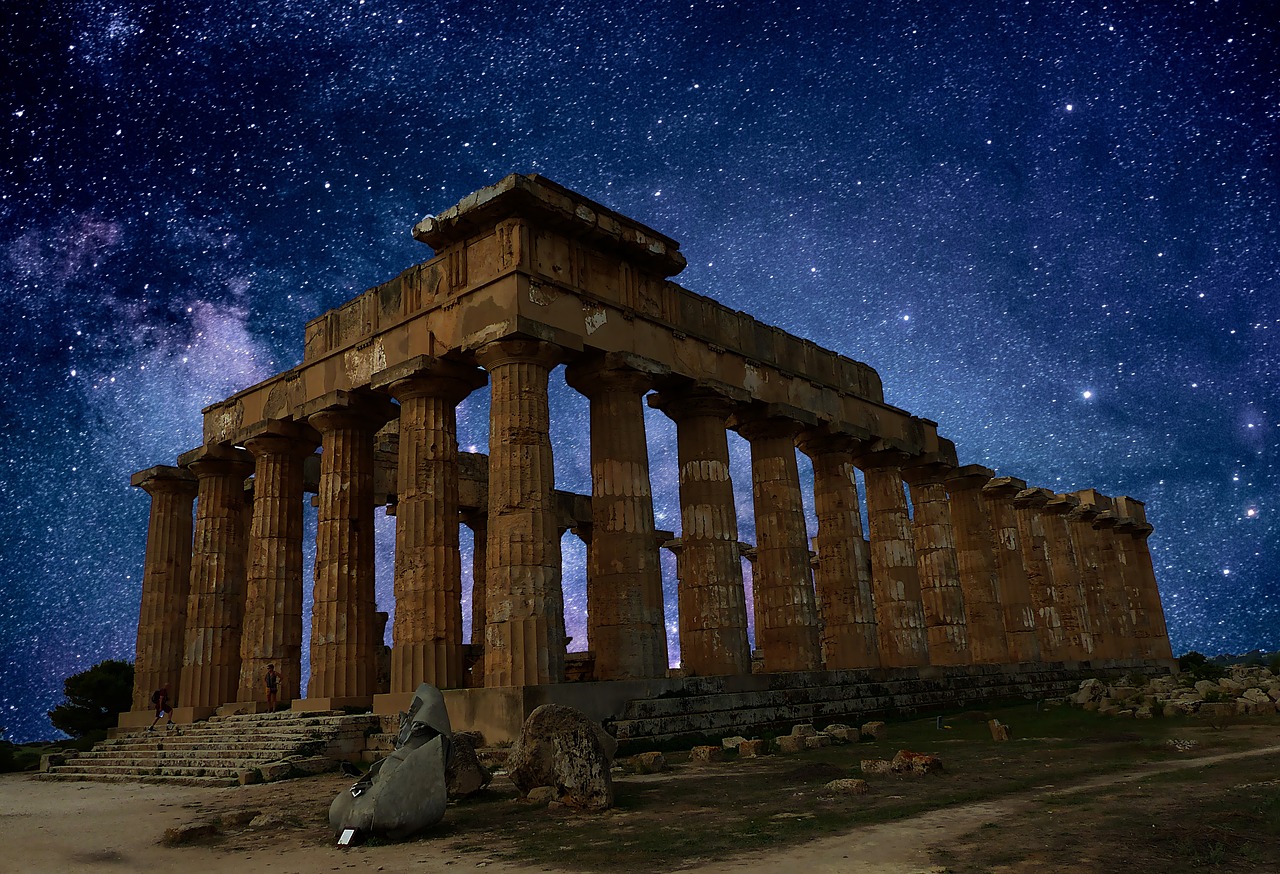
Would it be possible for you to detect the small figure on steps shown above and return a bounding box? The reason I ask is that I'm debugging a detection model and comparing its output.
[147,685,173,731]
[264,664,280,712]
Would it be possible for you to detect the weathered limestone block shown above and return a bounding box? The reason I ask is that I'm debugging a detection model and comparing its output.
[690,745,724,764]
[861,721,887,740]
[506,704,614,811]
[790,723,817,738]
[445,732,492,798]
[776,735,807,753]
[890,750,944,775]
[737,739,768,757]
[825,778,870,795]
[632,751,667,773]
[988,719,1011,741]
[805,735,833,749]
[721,735,749,750]
[1194,680,1221,697]
[823,723,855,742]
[860,759,893,775]
[1072,678,1107,706]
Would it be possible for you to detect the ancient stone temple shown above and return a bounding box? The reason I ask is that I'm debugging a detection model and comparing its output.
[122,175,1174,737]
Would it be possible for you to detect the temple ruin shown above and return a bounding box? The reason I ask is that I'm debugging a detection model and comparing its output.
[123,175,1174,740]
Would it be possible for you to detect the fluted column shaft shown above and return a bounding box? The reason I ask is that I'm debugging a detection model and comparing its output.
[1042,496,1093,659]
[238,432,314,704]
[904,469,970,665]
[981,478,1040,662]
[945,467,1010,664]
[180,448,253,709]
[565,362,668,680]
[797,434,879,669]
[856,452,929,667]
[380,362,485,692]
[307,405,383,701]
[1129,524,1173,660]
[1066,503,1115,659]
[131,467,197,710]
[651,389,751,676]
[1092,512,1137,656]
[477,340,566,687]
[1011,489,1066,660]
[736,416,821,672]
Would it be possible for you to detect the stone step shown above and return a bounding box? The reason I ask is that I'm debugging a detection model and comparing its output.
[35,771,239,788]
[52,762,244,778]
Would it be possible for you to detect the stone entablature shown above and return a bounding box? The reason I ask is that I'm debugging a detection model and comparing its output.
[125,175,1175,730]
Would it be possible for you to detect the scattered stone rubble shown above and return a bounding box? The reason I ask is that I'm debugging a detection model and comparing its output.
[1062,666,1280,719]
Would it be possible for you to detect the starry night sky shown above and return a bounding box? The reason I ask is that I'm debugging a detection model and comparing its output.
[3,1,1276,742]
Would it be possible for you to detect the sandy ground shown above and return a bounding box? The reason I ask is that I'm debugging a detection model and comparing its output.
[7,745,1279,874]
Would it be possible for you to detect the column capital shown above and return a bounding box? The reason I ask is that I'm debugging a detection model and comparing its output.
[1011,487,1054,510]
[1042,493,1081,516]
[371,355,487,404]
[945,464,995,491]
[131,465,198,497]
[981,475,1028,499]
[178,443,253,478]
[241,420,320,459]
[647,382,744,422]
[564,351,669,398]
[1091,510,1120,530]
[851,442,914,470]
[794,426,871,459]
[729,411,804,443]
[1066,501,1100,524]
[300,390,398,433]
[474,337,565,371]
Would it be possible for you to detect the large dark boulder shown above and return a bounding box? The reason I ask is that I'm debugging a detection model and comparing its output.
[506,704,615,811]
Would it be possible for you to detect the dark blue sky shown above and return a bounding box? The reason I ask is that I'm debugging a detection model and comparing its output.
[3,1,1276,741]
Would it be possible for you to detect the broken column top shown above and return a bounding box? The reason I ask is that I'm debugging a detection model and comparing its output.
[412,173,688,278]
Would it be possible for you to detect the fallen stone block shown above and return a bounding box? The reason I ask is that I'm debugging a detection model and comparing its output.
[890,750,944,776]
[446,732,492,798]
[790,724,817,738]
[861,721,887,741]
[823,724,855,742]
[988,719,1010,741]
[860,759,893,775]
[690,745,724,765]
[737,739,767,758]
[632,751,666,773]
[162,822,221,845]
[776,735,807,754]
[824,778,870,795]
[805,735,833,750]
[525,786,559,805]
[721,735,748,751]
[508,704,614,811]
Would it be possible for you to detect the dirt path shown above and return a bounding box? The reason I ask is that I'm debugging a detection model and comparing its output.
[7,745,1279,874]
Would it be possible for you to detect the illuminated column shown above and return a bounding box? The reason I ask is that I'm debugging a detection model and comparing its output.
[129,466,197,712]
[178,445,253,711]
[903,456,971,666]
[1041,494,1094,660]
[303,392,394,706]
[1065,496,1115,660]
[375,357,486,693]
[1114,497,1174,660]
[565,356,668,680]
[1090,507,1138,657]
[981,477,1040,662]
[731,412,822,672]
[796,430,879,669]
[476,339,566,687]
[237,425,316,706]
[649,387,751,676]
[1011,488,1067,660]
[853,447,930,667]
[945,465,1010,665]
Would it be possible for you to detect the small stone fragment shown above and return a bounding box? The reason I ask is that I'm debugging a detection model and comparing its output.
[737,739,767,758]
[860,759,893,775]
[632,751,666,773]
[860,721,887,741]
[988,719,1010,741]
[790,723,817,738]
[805,735,833,749]
[890,750,944,775]
[690,745,723,765]
[721,735,748,750]
[824,778,870,795]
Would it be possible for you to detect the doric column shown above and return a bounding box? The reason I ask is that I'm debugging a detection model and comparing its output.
[475,339,567,687]
[980,477,1040,662]
[649,387,751,676]
[731,412,821,672]
[945,465,1010,665]
[1011,488,1067,660]
[303,391,395,706]
[1113,497,1174,660]
[374,357,486,693]
[565,356,668,680]
[130,466,197,712]
[1090,509,1138,657]
[1065,498,1115,660]
[178,444,253,710]
[853,447,929,667]
[795,431,879,670]
[1041,494,1094,659]
[902,455,971,666]
[461,510,489,647]
[236,424,317,707]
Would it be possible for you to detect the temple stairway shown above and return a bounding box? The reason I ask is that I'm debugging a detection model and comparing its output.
[34,710,393,788]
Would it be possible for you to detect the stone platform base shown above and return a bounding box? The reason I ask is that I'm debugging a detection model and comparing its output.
[441,658,1174,747]
[291,696,372,712]
[216,700,290,717]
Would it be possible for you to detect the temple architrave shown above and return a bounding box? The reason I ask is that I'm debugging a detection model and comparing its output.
[121,175,1175,737]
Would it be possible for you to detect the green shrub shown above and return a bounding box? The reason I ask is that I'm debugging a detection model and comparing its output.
[48,660,134,738]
